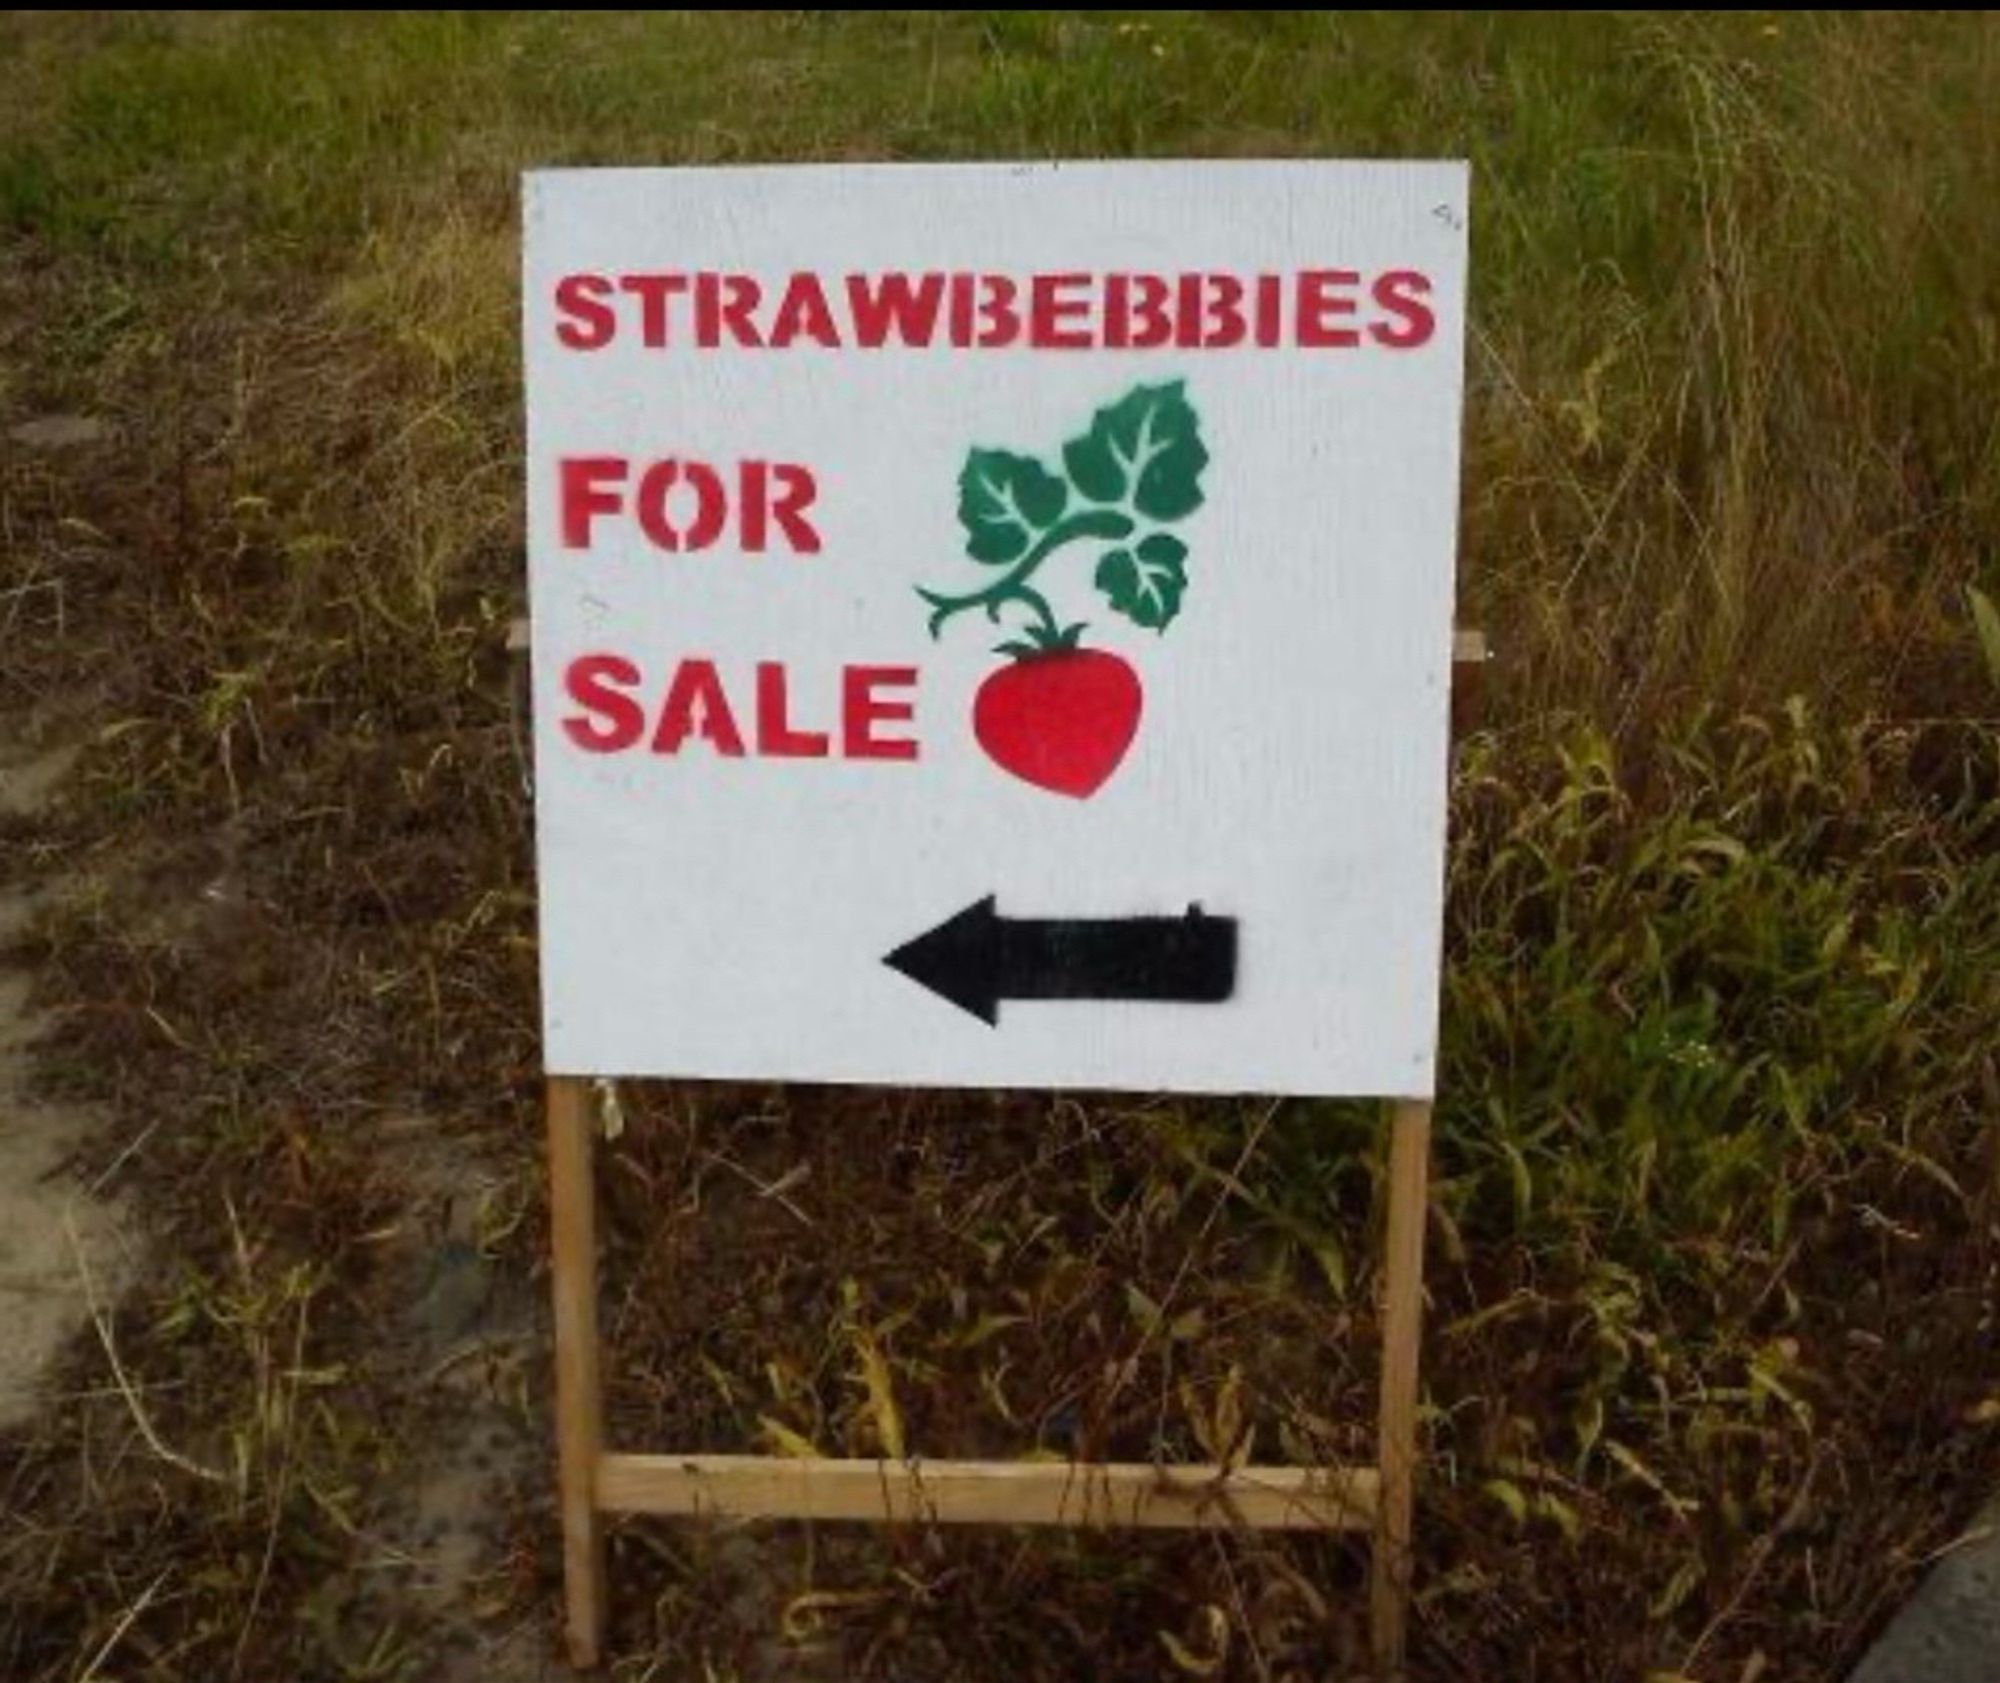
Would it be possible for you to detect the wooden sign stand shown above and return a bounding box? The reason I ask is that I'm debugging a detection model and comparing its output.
[547,1083,1431,1674]
[533,630,1482,1676]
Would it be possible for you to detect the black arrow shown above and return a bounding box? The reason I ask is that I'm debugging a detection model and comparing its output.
[883,896,1237,1025]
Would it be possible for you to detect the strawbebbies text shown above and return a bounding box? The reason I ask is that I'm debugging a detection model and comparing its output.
[551,269,1435,352]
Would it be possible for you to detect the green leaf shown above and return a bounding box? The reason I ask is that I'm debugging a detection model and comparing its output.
[958,448,1068,564]
[1647,1562,1704,1623]
[853,1332,905,1460]
[756,1415,821,1459]
[1158,1609,1228,1678]
[1483,1477,1529,1527]
[1124,1283,1162,1333]
[1063,379,1207,522]
[1096,533,1188,630]
[952,1312,1026,1350]
[1534,1491,1583,1544]
[1968,583,2000,691]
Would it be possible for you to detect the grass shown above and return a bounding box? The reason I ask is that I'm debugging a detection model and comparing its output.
[1,11,1996,1681]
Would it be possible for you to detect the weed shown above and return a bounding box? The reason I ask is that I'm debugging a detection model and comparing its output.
[2,12,1996,1681]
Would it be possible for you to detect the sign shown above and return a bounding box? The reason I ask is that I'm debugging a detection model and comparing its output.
[523,162,1468,1096]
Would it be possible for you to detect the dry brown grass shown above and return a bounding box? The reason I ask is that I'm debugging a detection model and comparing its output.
[2,12,1997,1681]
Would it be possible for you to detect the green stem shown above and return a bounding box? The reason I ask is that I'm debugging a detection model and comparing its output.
[1007,585,1061,643]
[919,507,1134,641]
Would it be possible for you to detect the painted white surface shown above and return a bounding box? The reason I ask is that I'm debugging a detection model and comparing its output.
[524,161,1467,1096]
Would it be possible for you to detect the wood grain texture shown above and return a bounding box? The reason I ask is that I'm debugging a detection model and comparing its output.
[1370,1098,1434,1678]
[597,1453,1378,1531]
[547,1076,607,1668]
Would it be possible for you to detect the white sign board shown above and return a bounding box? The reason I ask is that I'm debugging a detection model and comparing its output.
[524,162,1467,1097]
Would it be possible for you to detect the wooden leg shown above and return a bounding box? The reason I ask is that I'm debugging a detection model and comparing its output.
[547,1076,607,1667]
[1370,1098,1433,1680]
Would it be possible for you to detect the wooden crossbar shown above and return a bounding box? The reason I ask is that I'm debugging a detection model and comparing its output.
[597,1452,1377,1531]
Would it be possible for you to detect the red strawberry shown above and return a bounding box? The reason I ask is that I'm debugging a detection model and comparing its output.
[973,648,1142,799]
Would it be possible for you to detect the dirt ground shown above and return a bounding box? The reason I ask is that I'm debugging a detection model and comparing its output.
[0,687,569,1678]
[0,712,130,1431]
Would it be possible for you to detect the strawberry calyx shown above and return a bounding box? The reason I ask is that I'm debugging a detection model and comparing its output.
[995,621,1089,661]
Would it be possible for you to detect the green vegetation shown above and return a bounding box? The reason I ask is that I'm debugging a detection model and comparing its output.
[2,12,1995,1681]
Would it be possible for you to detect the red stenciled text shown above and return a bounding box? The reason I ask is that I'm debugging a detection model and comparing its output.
[560,457,820,554]
[561,654,920,763]
[551,268,1436,354]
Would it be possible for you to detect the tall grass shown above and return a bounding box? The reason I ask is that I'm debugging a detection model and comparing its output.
[2,12,1996,1681]
[5,13,1996,730]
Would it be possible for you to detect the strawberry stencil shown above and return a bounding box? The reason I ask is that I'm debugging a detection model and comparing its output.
[917,380,1208,798]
